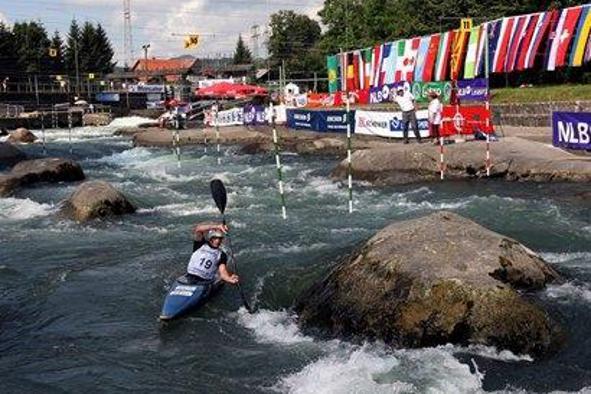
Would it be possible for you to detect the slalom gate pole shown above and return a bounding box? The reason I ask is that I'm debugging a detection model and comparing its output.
[346,97,353,213]
[215,102,221,165]
[41,112,46,155]
[270,102,287,220]
[485,22,491,177]
[174,127,181,168]
[439,136,445,180]
[68,110,73,156]
[52,108,56,128]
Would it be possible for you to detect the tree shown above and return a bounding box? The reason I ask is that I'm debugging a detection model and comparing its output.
[64,19,80,76]
[267,10,323,78]
[12,21,51,73]
[92,24,115,74]
[48,30,65,75]
[0,22,17,78]
[78,21,97,73]
[233,35,253,64]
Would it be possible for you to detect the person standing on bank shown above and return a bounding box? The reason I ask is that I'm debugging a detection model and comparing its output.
[394,86,422,144]
[187,222,239,284]
[427,91,443,144]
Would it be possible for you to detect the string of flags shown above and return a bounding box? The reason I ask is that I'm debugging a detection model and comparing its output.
[327,4,591,93]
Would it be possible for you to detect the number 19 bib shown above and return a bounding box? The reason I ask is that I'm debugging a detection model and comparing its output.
[187,244,222,280]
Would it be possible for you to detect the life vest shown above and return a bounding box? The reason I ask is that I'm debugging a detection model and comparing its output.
[187,243,222,281]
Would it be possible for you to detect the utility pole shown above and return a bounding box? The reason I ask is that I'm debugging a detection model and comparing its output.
[75,39,80,98]
[251,25,260,60]
[123,0,134,69]
[142,43,150,82]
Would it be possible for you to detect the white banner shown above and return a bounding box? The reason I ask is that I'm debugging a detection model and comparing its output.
[210,107,243,127]
[354,109,431,138]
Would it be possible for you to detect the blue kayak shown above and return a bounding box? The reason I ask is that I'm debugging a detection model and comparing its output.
[159,274,223,321]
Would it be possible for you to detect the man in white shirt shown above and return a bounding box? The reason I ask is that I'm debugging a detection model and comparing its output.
[394,86,422,144]
[427,91,443,144]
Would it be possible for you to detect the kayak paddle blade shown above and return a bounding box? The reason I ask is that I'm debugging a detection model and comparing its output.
[210,179,227,215]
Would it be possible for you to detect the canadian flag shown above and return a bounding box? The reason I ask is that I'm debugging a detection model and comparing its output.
[395,37,421,82]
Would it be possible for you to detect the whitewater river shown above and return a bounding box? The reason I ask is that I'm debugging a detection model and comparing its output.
[1,118,590,393]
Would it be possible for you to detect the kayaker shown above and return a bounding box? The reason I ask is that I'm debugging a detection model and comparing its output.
[188,222,239,284]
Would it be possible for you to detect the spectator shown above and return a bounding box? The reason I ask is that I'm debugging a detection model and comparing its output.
[427,91,443,144]
[394,86,422,144]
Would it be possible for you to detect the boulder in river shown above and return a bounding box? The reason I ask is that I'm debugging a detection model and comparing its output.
[295,211,563,357]
[0,142,26,168]
[7,128,38,144]
[64,180,136,222]
[83,113,111,126]
[0,158,85,196]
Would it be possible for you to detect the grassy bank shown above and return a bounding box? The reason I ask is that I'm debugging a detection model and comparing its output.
[491,84,591,103]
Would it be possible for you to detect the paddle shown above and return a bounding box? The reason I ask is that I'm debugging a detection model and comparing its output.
[210,179,254,313]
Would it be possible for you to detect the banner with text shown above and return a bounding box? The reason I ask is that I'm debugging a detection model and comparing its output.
[243,104,267,125]
[354,109,430,138]
[440,105,493,136]
[211,107,243,127]
[411,81,452,104]
[286,109,352,133]
[552,112,591,150]
[457,78,488,102]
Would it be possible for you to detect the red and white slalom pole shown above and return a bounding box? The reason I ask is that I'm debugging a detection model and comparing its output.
[439,136,445,180]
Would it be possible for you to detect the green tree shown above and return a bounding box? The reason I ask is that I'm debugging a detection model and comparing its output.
[233,34,253,64]
[48,30,65,75]
[93,24,115,74]
[0,22,17,77]
[12,21,51,73]
[267,10,323,78]
[64,19,80,76]
[78,21,97,73]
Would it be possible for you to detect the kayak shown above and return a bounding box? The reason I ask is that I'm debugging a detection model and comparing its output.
[159,274,223,321]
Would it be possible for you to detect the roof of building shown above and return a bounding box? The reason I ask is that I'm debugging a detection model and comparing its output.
[131,58,197,73]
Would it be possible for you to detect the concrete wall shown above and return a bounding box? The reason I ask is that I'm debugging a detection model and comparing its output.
[492,101,591,127]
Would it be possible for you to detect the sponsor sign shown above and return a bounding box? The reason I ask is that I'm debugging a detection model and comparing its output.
[552,112,591,150]
[457,78,488,102]
[355,109,431,138]
[95,92,120,102]
[212,107,243,127]
[128,84,165,93]
[369,82,409,104]
[411,81,452,104]
[286,109,352,132]
[287,109,315,130]
[243,104,267,125]
[440,105,494,136]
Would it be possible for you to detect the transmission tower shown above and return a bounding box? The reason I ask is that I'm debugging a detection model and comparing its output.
[251,24,260,60]
[123,0,134,68]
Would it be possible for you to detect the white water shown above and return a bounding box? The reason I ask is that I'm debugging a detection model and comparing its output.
[0,197,56,221]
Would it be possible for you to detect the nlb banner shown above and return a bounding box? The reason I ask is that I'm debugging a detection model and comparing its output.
[369,82,409,104]
[354,109,431,138]
[457,78,488,102]
[286,109,352,133]
[440,105,493,136]
[552,112,591,150]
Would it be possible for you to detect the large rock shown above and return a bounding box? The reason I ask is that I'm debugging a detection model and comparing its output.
[8,128,38,144]
[83,113,111,126]
[64,181,136,222]
[332,137,591,185]
[0,158,85,197]
[0,142,26,168]
[295,211,563,357]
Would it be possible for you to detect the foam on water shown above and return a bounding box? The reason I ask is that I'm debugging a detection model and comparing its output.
[107,116,156,128]
[236,308,312,345]
[441,344,533,362]
[545,282,591,304]
[0,198,56,221]
[94,147,154,166]
[137,203,218,217]
[542,252,591,266]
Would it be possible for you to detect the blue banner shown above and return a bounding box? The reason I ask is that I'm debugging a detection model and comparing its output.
[243,104,267,125]
[287,109,353,133]
[552,112,591,150]
[96,92,120,102]
[457,78,488,102]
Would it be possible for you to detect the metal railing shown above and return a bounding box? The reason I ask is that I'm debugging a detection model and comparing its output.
[0,103,24,118]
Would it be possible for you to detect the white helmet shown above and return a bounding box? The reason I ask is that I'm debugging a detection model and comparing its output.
[206,229,225,241]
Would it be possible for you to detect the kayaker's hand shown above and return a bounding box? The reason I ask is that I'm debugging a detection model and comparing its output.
[219,224,229,234]
[228,274,239,284]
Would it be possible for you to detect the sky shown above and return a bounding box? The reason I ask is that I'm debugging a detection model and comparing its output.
[0,0,324,66]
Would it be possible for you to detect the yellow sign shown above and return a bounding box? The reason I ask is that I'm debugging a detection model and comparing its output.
[49,48,58,57]
[184,35,200,49]
[460,18,473,32]
[88,73,95,80]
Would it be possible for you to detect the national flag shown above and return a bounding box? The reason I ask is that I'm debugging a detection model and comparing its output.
[492,17,516,73]
[395,37,420,82]
[414,35,431,82]
[381,42,397,84]
[474,23,487,76]
[346,53,356,91]
[586,35,591,63]
[340,52,348,91]
[547,6,583,70]
[371,44,383,87]
[423,33,440,82]
[434,30,454,81]
[352,51,360,90]
[362,48,373,89]
[543,10,561,68]
[450,29,469,80]
[505,15,530,72]
[326,55,339,93]
[524,11,553,69]
[570,5,591,67]
[516,13,541,71]
[487,19,502,73]
[463,26,480,79]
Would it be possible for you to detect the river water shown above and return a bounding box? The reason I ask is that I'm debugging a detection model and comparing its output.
[1,119,590,393]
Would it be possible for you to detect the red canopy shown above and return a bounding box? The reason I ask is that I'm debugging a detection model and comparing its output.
[195,82,267,98]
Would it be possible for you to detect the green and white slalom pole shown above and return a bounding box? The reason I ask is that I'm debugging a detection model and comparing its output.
[41,112,46,155]
[346,96,353,213]
[174,126,181,168]
[270,102,287,220]
[214,101,221,165]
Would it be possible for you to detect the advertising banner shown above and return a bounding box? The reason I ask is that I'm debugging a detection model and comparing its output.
[354,109,430,138]
[552,112,591,150]
[411,81,452,103]
[457,78,488,102]
[95,92,120,102]
[211,107,243,127]
[128,84,165,93]
[440,105,493,136]
[243,104,267,125]
[287,109,316,130]
[369,82,409,104]
[286,109,352,133]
